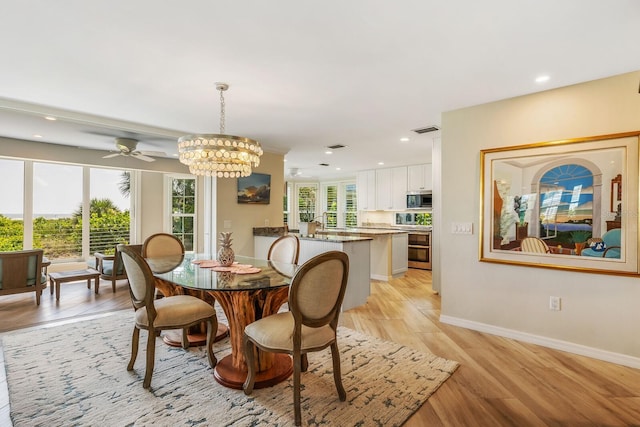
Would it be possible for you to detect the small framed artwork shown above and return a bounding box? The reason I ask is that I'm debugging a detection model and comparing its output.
[237,173,271,204]
[480,131,640,276]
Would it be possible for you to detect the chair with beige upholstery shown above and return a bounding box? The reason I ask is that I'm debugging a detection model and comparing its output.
[142,233,185,259]
[518,237,551,254]
[267,234,300,264]
[118,244,217,389]
[243,251,349,426]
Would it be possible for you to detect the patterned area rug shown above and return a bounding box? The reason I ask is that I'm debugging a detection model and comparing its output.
[2,310,459,426]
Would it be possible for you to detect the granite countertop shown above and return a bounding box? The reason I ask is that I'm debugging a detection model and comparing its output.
[253,226,287,237]
[252,228,372,242]
[294,234,372,243]
[315,228,408,236]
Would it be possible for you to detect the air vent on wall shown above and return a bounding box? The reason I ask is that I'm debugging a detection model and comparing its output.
[412,125,440,134]
[327,144,347,150]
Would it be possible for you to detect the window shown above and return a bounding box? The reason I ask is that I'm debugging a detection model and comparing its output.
[169,177,196,251]
[89,169,131,254]
[0,159,24,250]
[320,181,357,228]
[296,184,318,226]
[344,182,357,227]
[33,162,83,259]
[0,159,134,261]
[325,184,338,228]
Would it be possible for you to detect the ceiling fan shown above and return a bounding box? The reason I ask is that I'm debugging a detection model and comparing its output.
[102,137,166,162]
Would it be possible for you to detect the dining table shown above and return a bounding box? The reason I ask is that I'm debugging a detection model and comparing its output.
[147,253,297,390]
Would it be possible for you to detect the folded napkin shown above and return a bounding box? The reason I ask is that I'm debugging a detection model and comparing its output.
[212,265,261,274]
[192,260,239,268]
[193,260,261,274]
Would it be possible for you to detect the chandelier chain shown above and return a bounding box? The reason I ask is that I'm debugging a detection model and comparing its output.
[219,87,226,134]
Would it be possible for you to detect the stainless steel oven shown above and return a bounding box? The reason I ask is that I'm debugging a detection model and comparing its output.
[408,232,431,270]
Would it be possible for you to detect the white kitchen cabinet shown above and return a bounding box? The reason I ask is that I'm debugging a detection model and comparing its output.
[374,167,407,210]
[356,170,376,210]
[391,166,407,210]
[407,164,432,192]
[375,168,392,210]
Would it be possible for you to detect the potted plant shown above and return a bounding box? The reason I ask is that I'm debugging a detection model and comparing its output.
[570,230,591,255]
[298,191,317,236]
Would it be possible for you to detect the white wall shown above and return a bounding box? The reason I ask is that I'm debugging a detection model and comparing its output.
[440,70,640,364]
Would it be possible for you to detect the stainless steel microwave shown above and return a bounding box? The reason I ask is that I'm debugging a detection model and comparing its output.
[407,191,432,209]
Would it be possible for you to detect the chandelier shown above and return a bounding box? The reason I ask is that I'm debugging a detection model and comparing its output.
[178,83,263,178]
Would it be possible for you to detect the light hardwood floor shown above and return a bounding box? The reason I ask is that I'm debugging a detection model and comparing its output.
[1,269,640,426]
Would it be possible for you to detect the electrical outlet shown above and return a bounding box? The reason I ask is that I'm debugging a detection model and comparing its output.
[549,296,561,311]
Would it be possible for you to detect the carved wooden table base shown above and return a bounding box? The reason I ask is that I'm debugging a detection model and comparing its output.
[207,286,292,389]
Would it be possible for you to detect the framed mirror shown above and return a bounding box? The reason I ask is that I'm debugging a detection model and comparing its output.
[480,131,640,276]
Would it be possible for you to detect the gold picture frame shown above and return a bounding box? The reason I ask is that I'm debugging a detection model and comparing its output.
[479,131,640,276]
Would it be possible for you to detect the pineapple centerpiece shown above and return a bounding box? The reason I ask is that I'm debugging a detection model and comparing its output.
[217,232,235,267]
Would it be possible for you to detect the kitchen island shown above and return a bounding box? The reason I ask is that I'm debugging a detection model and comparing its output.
[315,228,408,281]
[253,228,372,311]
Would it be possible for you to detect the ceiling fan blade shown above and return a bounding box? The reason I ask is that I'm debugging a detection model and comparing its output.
[132,152,155,162]
[140,150,168,157]
[102,152,121,159]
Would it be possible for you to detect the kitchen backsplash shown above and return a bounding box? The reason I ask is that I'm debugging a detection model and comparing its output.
[359,211,432,227]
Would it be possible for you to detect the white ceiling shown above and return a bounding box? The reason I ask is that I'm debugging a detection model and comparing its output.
[1,1,640,180]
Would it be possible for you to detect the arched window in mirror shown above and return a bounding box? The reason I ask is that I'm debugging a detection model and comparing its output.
[539,164,594,243]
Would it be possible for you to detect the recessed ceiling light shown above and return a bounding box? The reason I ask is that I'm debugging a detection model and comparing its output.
[535,75,550,83]
[325,150,333,155]
[283,158,287,162]
[336,167,341,171]
[400,137,409,142]
[378,162,384,165]
[44,116,57,121]
[33,134,43,138]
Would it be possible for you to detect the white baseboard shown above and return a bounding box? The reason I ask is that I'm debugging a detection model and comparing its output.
[439,315,640,369]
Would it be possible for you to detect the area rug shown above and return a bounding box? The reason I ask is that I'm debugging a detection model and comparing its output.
[1,310,459,426]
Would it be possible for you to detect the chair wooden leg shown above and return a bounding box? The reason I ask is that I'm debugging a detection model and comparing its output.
[127,327,140,371]
[242,334,256,395]
[330,342,346,401]
[206,317,217,368]
[143,328,156,389]
[301,353,308,372]
[181,328,189,349]
[111,278,116,293]
[293,350,302,426]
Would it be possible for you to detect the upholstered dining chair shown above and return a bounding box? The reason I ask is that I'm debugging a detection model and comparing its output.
[117,244,217,389]
[267,234,300,265]
[518,237,551,254]
[142,233,185,259]
[243,250,349,426]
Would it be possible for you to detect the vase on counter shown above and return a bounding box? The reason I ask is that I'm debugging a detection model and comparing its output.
[217,232,235,266]
[299,221,317,237]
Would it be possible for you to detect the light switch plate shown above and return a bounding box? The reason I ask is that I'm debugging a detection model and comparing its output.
[451,222,473,234]
[223,220,232,229]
